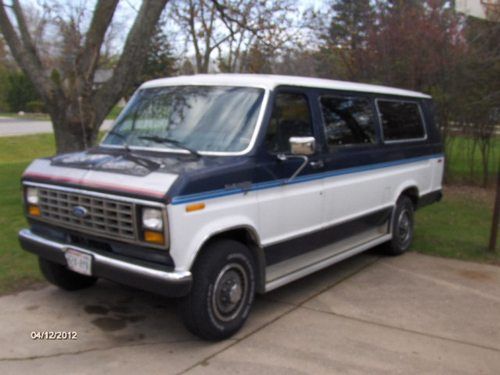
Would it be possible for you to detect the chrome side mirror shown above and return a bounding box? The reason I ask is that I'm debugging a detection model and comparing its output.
[289,136,316,156]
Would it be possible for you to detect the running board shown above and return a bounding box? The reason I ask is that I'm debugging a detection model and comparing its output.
[264,233,391,292]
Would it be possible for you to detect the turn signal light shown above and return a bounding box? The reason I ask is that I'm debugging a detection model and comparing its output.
[186,202,205,212]
[28,205,41,216]
[144,230,165,245]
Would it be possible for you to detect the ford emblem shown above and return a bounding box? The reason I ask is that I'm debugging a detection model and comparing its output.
[72,206,89,218]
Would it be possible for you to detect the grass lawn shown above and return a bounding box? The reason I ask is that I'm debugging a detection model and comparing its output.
[0,134,56,294]
[0,112,50,121]
[413,186,499,264]
[0,105,123,122]
[445,136,499,186]
[0,133,498,295]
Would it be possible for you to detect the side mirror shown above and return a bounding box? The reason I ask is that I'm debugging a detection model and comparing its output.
[289,136,316,156]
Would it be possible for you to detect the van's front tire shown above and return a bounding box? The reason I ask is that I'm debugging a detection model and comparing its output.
[39,257,98,290]
[179,239,256,341]
[384,195,415,256]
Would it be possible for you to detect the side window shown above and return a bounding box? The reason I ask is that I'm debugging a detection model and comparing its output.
[265,92,313,153]
[377,100,425,141]
[319,96,376,147]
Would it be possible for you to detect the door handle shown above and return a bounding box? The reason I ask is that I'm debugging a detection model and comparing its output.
[310,160,324,169]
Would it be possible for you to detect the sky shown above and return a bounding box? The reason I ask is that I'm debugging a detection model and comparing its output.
[19,0,329,61]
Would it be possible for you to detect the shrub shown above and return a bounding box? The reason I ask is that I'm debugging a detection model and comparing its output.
[25,100,45,113]
[6,72,41,112]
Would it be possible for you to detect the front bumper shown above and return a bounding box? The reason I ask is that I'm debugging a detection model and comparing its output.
[19,229,192,297]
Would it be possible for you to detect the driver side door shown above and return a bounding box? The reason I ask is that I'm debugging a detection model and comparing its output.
[256,89,325,257]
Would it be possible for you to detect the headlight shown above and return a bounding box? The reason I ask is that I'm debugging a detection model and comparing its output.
[26,187,39,204]
[142,208,164,231]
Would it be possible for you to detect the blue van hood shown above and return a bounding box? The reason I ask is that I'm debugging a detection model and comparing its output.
[21,147,260,201]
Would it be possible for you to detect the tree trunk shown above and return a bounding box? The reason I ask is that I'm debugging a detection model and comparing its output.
[1,0,169,155]
[48,99,100,154]
[52,118,98,154]
[489,165,500,252]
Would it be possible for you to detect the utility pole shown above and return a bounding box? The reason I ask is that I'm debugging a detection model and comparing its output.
[489,164,500,252]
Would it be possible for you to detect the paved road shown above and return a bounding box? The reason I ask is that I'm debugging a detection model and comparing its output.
[0,252,499,374]
[0,118,114,137]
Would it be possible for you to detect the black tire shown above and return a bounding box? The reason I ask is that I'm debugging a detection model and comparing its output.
[39,257,98,291]
[179,239,256,341]
[384,195,415,256]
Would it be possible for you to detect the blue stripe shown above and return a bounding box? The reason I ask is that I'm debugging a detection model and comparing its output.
[171,154,444,205]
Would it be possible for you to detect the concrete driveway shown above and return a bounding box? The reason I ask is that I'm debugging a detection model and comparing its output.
[0,118,113,137]
[0,252,499,374]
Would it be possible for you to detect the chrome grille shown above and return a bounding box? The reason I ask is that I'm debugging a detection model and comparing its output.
[37,187,137,240]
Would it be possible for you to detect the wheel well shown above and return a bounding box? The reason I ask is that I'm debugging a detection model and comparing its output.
[195,228,266,294]
[400,187,419,208]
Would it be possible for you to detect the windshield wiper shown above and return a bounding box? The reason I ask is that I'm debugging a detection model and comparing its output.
[105,130,161,170]
[139,136,201,158]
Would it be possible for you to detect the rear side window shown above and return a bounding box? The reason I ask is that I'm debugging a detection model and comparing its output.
[319,96,376,147]
[265,93,313,153]
[377,100,425,141]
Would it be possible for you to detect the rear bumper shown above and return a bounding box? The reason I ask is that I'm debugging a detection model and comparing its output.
[417,189,443,209]
[19,229,192,297]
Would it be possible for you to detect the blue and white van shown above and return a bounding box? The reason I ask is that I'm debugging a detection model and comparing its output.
[19,74,444,340]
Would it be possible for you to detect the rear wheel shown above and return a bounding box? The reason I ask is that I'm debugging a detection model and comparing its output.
[384,195,415,256]
[39,257,98,291]
[179,239,256,341]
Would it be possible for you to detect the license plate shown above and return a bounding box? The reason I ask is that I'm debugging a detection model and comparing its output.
[65,249,92,276]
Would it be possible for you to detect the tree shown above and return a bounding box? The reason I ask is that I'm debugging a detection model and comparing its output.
[316,0,374,80]
[0,35,8,110]
[454,15,500,186]
[143,28,176,81]
[137,18,177,88]
[5,71,41,112]
[0,0,169,153]
[216,0,297,73]
[172,0,296,74]
[364,1,463,91]
[172,0,224,73]
[328,0,373,51]
[241,42,272,73]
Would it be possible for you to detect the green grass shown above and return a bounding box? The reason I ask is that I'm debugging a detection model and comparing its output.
[0,133,498,295]
[0,135,58,294]
[0,134,57,293]
[0,112,50,121]
[0,133,55,163]
[0,161,44,294]
[413,186,499,264]
[106,105,124,119]
[0,105,123,122]
[445,136,499,185]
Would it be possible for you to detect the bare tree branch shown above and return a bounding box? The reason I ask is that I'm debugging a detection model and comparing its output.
[0,0,55,102]
[77,0,119,80]
[12,0,44,69]
[94,0,169,120]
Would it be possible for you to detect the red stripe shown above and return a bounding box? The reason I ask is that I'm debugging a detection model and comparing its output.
[23,172,166,198]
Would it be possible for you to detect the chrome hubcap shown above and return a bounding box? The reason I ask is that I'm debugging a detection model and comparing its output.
[228,283,243,304]
[398,210,411,244]
[212,263,247,322]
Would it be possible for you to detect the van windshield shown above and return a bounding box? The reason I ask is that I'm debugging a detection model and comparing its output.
[102,85,265,153]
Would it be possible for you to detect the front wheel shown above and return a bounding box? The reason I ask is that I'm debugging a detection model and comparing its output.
[39,257,98,290]
[384,195,415,256]
[179,239,256,340]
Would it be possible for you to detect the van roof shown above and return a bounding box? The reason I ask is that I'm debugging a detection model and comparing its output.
[140,74,431,99]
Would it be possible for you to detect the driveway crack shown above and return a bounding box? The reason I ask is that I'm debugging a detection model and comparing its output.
[0,339,200,362]
[300,305,500,353]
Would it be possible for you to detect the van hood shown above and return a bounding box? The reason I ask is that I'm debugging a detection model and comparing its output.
[22,147,257,202]
[22,149,181,200]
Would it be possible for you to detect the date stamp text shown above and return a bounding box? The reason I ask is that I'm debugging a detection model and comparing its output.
[30,331,78,340]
